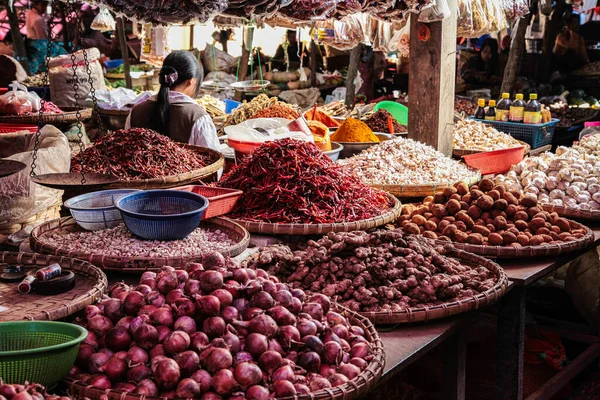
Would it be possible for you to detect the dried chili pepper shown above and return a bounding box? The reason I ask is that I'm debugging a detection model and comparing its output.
[71,128,213,180]
[218,139,392,224]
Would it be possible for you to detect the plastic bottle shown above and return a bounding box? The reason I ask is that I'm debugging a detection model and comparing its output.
[510,94,525,123]
[496,93,512,122]
[485,100,496,121]
[524,94,541,124]
[474,99,486,119]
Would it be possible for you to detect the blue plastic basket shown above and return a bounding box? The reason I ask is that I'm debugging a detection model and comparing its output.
[104,59,124,70]
[472,118,559,149]
[116,190,209,241]
[64,189,139,231]
[224,99,241,114]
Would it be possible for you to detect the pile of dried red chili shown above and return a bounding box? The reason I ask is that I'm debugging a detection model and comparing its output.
[218,138,393,224]
[71,128,214,180]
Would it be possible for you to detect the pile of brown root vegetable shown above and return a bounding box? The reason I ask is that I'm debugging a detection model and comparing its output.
[70,252,377,399]
[244,229,502,313]
[0,380,69,400]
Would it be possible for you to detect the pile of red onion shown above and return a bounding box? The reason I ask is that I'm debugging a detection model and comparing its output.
[71,251,375,399]
[0,381,69,400]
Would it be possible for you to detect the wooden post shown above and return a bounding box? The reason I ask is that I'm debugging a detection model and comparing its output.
[234,26,252,102]
[408,0,457,156]
[345,44,362,107]
[310,39,317,88]
[4,0,29,73]
[116,17,132,89]
[500,16,529,94]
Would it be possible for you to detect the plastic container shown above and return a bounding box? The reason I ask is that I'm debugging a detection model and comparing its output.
[116,190,209,240]
[104,59,124,70]
[374,101,408,125]
[172,185,242,219]
[64,189,139,231]
[462,147,526,175]
[224,99,241,114]
[0,123,39,133]
[323,142,344,161]
[471,117,559,149]
[0,321,87,388]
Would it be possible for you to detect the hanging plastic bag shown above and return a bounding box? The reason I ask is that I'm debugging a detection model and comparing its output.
[471,0,491,37]
[490,0,509,32]
[0,81,40,115]
[419,0,452,23]
[91,6,116,32]
[391,19,410,57]
[457,0,474,37]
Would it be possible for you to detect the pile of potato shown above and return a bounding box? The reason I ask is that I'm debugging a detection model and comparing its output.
[398,179,587,248]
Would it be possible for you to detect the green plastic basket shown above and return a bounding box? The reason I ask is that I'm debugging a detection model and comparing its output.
[374,101,408,126]
[0,321,87,387]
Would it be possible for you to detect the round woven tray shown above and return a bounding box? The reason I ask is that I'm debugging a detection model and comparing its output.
[30,217,250,272]
[540,203,600,221]
[65,303,385,400]
[0,252,107,321]
[0,108,93,125]
[360,247,508,324]
[433,220,595,258]
[227,194,402,235]
[370,171,481,198]
[102,145,224,190]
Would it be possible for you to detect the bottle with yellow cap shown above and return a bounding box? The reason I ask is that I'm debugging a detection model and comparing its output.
[496,93,511,122]
[474,98,486,119]
[510,94,525,122]
[485,100,496,121]
[524,93,541,124]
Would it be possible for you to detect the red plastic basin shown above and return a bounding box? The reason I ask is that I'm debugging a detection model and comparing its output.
[462,146,525,175]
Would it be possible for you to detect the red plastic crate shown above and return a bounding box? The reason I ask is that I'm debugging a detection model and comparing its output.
[172,185,243,219]
[462,146,525,175]
[0,123,39,134]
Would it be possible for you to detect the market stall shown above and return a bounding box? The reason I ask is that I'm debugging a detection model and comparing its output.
[4,0,600,399]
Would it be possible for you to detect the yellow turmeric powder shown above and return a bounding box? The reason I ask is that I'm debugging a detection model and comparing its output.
[331,118,379,143]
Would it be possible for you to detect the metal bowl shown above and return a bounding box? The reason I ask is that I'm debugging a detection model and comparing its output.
[323,142,344,162]
[337,134,394,159]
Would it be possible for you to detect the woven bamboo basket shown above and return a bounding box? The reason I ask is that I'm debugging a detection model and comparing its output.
[370,170,481,198]
[433,220,595,258]
[0,252,107,321]
[0,200,61,237]
[452,141,531,158]
[540,203,600,221]
[30,217,250,271]
[359,248,508,324]
[0,108,93,125]
[102,146,224,190]
[227,194,402,235]
[65,303,385,400]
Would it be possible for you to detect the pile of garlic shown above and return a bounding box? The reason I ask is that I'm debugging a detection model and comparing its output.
[496,146,600,211]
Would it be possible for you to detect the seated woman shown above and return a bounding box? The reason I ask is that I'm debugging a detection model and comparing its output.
[460,38,502,89]
[126,50,219,150]
[553,13,589,74]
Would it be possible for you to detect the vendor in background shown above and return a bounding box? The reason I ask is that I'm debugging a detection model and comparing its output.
[25,0,67,74]
[0,32,14,56]
[460,38,502,90]
[26,0,49,41]
[553,13,589,74]
[272,30,306,71]
[126,50,219,151]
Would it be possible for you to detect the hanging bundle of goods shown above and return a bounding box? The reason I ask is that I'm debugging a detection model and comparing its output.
[96,0,228,24]
[69,258,383,398]
[70,128,215,180]
[245,228,506,313]
[217,139,393,224]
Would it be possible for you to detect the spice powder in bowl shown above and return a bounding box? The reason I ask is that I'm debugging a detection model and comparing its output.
[331,118,380,143]
[364,110,407,134]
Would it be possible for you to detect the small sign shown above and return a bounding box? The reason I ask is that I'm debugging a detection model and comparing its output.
[418,24,431,42]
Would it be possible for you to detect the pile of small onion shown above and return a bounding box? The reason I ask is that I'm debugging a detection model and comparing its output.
[0,380,69,400]
[71,252,375,399]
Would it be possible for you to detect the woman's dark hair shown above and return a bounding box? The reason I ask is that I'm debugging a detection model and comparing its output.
[153,50,203,135]
[477,38,499,75]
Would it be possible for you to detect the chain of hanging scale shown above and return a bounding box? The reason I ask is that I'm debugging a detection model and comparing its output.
[235,24,265,89]
[30,0,58,180]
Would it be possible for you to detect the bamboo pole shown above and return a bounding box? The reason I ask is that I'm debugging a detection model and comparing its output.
[116,17,132,89]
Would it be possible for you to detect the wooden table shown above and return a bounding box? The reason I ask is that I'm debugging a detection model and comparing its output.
[377,318,468,400]
[495,225,600,400]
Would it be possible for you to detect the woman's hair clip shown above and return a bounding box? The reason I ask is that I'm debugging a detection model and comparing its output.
[160,69,179,86]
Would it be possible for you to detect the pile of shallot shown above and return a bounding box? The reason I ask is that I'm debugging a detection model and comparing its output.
[71,251,376,399]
